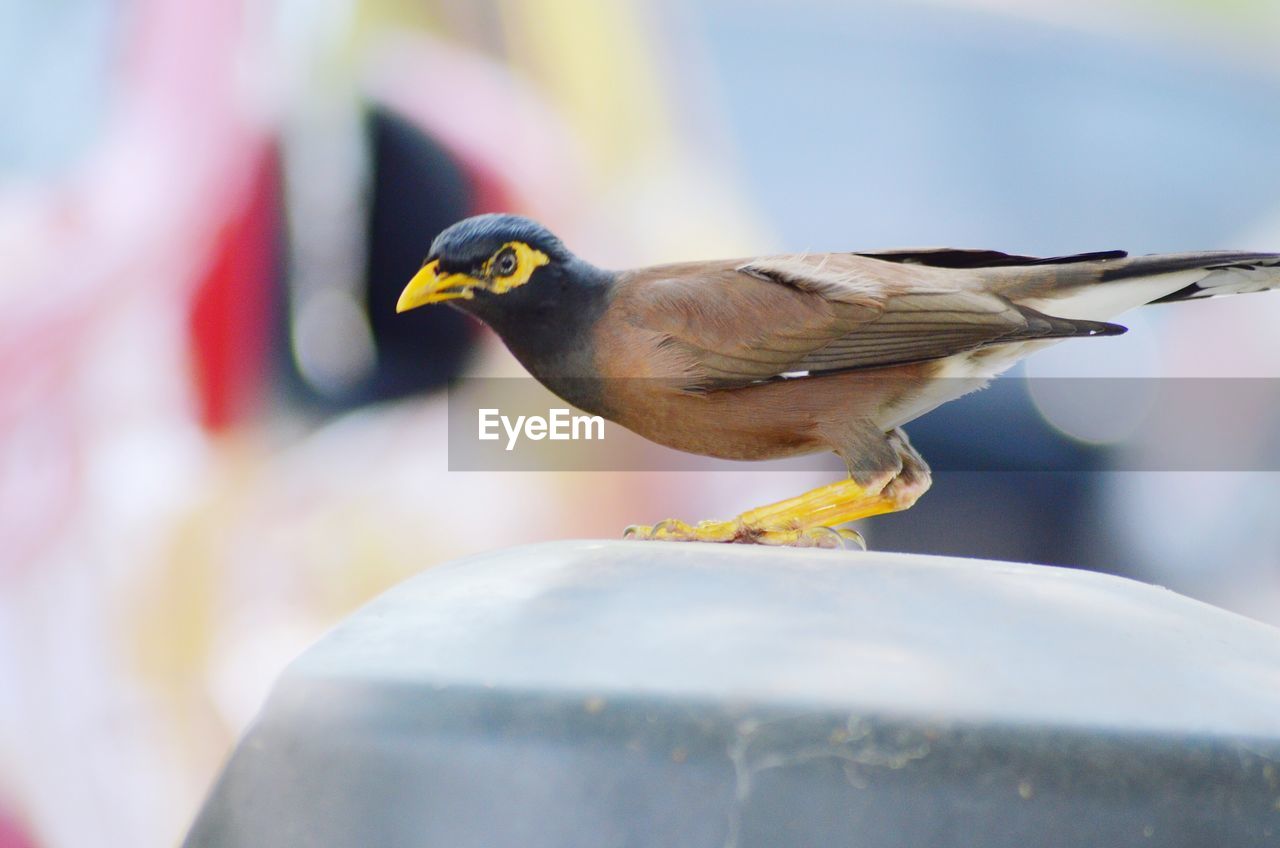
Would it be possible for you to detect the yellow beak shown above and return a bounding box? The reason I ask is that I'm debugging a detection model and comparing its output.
[396,260,477,312]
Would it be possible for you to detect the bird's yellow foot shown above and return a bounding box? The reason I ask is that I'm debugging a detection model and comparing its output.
[622,438,930,551]
[623,520,866,549]
[622,518,735,543]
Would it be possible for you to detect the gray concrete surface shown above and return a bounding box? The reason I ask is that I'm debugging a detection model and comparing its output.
[185,541,1280,847]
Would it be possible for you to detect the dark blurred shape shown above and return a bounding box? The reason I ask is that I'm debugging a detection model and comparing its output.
[275,105,480,413]
[186,541,1280,847]
[870,375,1112,569]
[359,106,478,402]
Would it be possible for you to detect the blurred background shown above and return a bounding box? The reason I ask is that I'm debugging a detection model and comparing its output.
[2,0,1279,845]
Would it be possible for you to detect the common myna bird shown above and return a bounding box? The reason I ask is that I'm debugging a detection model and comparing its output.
[398,214,1280,547]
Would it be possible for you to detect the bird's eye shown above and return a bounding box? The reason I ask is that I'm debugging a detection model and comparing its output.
[494,249,518,277]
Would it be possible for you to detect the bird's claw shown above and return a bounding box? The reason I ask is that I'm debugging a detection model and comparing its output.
[623,519,866,550]
[794,526,866,550]
[623,518,739,543]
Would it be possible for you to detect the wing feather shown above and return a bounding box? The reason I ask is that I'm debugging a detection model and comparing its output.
[619,253,1119,391]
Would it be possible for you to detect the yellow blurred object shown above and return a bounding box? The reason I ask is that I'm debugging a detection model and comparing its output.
[497,0,675,177]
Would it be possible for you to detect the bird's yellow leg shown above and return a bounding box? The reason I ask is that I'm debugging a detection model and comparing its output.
[623,469,929,549]
[624,429,932,549]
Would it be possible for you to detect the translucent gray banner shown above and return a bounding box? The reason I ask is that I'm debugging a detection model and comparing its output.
[445,378,1280,472]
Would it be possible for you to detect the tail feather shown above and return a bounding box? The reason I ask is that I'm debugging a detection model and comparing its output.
[1100,251,1280,304]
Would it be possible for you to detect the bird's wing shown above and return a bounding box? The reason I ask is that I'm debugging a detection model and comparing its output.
[853,247,1129,270]
[619,254,1121,391]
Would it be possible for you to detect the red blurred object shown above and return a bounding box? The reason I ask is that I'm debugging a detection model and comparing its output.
[462,156,518,217]
[0,803,37,848]
[186,146,280,432]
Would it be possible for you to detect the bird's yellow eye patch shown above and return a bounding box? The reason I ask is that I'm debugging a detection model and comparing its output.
[482,241,550,294]
[396,241,551,313]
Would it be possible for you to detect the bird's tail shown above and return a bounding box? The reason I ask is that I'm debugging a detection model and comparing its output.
[1099,251,1280,305]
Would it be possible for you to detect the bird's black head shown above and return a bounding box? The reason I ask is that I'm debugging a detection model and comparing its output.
[397,213,615,394]
[396,214,579,315]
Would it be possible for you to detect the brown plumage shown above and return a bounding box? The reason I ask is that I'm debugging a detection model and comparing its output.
[397,214,1280,547]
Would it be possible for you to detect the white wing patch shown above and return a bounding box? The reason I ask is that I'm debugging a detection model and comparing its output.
[1018,270,1204,321]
